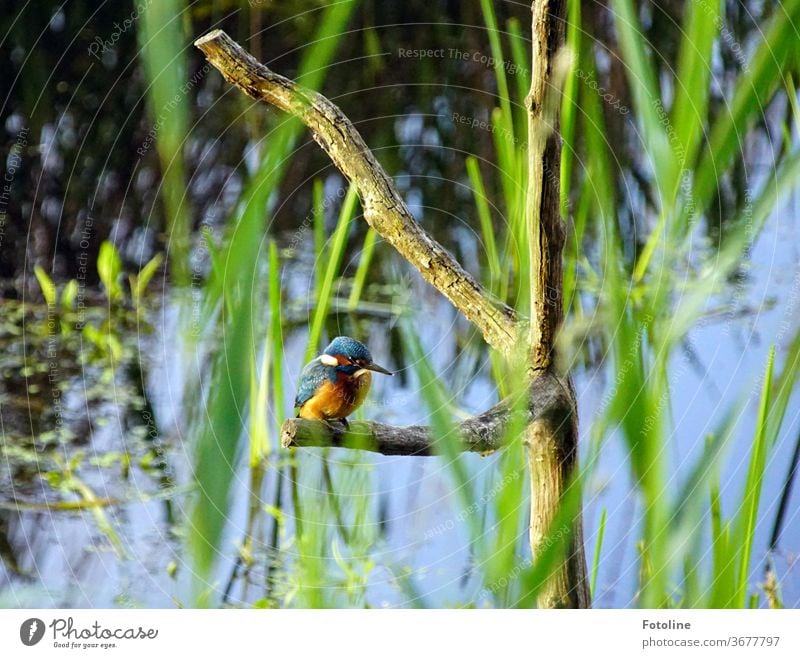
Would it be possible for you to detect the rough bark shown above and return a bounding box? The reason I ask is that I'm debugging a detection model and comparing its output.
[525,377,589,608]
[524,0,590,608]
[527,0,566,371]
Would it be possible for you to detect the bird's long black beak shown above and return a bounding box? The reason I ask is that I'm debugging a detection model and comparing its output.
[366,362,393,375]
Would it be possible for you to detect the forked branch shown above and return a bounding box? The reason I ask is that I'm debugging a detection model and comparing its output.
[195,17,588,609]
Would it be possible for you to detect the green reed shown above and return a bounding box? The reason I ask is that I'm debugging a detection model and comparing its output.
[180,0,359,605]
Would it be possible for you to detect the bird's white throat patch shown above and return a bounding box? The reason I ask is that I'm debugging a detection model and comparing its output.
[353,368,370,378]
[319,354,339,367]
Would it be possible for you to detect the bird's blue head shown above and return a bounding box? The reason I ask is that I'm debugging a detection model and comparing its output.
[320,336,392,376]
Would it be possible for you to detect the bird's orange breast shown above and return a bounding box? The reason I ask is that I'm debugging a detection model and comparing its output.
[298,371,372,420]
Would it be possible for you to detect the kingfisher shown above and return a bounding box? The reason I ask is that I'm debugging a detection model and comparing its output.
[294,336,392,424]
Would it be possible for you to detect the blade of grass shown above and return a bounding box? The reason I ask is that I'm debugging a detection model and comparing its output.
[265,240,288,593]
[482,358,531,605]
[479,0,515,147]
[733,347,775,608]
[268,241,285,429]
[670,0,718,177]
[590,507,607,598]
[313,179,325,304]
[33,265,57,307]
[139,0,190,284]
[249,324,272,467]
[400,322,477,535]
[766,322,800,552]
[304,183,358,362]
[559,0,580,220]
[506,18,530,111]
[667,147,800,346]
[347,228,378,310]
[466,156,501,292]
[694,0,800,210]
[610,0,679,200]
[709,476,735,607]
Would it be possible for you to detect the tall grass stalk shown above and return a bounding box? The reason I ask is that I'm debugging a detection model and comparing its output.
[590,507,607,598]
[304,184,358,362]
[732,348,775,607]
[139,0,190,285]
[347,228,378,310]
[185,1,358,605]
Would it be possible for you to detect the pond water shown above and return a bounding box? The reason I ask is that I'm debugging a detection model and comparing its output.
[2,195,798,608]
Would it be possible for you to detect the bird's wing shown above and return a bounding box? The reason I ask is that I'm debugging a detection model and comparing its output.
[294,359,334,407]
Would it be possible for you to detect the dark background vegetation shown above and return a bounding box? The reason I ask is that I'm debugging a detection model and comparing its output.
[2,0,771,288]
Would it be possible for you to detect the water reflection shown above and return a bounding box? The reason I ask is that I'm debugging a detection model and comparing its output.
[2,204,798,608]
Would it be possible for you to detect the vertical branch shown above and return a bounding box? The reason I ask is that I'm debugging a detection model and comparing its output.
[526,0,566,370]
[524,0,590,607]
[526,377,589,608]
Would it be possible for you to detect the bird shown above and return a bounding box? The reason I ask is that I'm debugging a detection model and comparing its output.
[294,336,392,424]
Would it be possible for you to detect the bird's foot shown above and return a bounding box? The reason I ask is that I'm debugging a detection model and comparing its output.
[321,418,349,434]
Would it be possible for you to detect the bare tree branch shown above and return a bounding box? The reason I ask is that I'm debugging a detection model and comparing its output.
[282,373,570,456]
[194,30,521,357]
[282,409,508,457]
